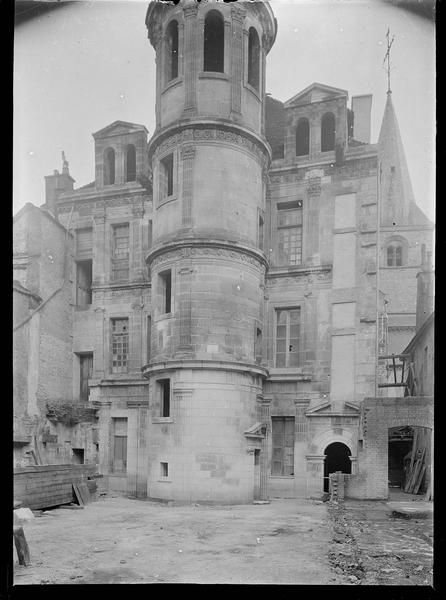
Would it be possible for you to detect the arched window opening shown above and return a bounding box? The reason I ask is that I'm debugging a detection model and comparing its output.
[166,20,179,82]
[125,145,136,182]
[295,118,310,156]
[203,10,224,73]
[321,112,336,152]
[387,242,403,267]
[247,27,260,91]
[323,442,351,493]
[104,148,115,185]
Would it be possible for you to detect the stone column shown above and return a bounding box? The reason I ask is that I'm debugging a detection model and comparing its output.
[230,5,244,119]
[294,399,310,496]
[182,4,198,117]
[154,24,163,130]
[130,302,143,374]
[178,265,193,351]
[131,204,145,282]
[126,405,138,497]
[256,397,271,500]
[180,144,196,227]
[92,210,106,286]
[305,174,321,265]
[260,37,267,137]
[97,400,112,478]
[93,307,106,379]
[305,454,325,498]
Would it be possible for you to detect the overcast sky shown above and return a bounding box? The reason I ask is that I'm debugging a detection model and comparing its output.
[13,0,435,220]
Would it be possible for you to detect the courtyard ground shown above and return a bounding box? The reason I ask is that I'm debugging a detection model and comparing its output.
[13,496,344,585]
[13,494,434,586]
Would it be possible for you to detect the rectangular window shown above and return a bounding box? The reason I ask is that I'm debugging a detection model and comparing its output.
[113,418,128,473]
[159,269,172,314]
[258,214,264,251]
[160,153,174,198]
[111,318,129,373]
[271,417,295,476]
[160,462,169,478]
[147,316,152,364]
[112,224,130,281]
[158,379,171,417]
[148,220,153,248]
[76,228,93,259]
[79,353,93,402]
[275,308,301,368]
[76,260,92,307]
[277,201,302,266]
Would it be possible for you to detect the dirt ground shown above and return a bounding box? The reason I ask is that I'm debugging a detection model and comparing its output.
[13,496,345,585]
[328,498,433,586]
[13,495,434,586]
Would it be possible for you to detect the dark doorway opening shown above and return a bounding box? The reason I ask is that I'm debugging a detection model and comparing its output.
[388,426,414,489]
[324,442,351,492]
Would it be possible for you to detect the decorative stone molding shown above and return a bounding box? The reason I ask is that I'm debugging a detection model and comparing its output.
[150,125,270,165]
[147,241,268,272]
[180,144,196,160]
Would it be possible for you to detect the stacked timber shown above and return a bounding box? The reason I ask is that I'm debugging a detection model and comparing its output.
[14,464,100,510]
[404,429,428,495]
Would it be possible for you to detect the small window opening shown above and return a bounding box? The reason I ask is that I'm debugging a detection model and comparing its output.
[391,166,396,173]
[146,316,152,364]
[160,153,174,198]
[255,327,262,363]
[160,462,169,477]
[203,10,224,72]
[76,260,92,307]
[387,243,403,267]
[166,20,179,81]
[125,145,136,182]
[104,147,115,185]
[159,379,171,417]
[296,118,310,156]
[159,269,172,314]
[321,112,336,152]
[72,448,85,465]
[248,27,260,91]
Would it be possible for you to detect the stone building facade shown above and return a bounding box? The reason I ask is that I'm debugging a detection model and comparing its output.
[13,0,434,502]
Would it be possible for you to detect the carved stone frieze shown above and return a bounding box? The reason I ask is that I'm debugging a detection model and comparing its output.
[149,244,266,272]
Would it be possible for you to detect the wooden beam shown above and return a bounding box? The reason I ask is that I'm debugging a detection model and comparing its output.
[13,526,31,566]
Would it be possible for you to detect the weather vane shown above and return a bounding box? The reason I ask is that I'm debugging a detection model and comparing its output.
[383,28,395,95]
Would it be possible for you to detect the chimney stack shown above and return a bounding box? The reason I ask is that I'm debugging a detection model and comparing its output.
[44,152,75,219]
[351,95,372,144]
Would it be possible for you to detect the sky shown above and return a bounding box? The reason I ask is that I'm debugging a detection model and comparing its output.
[13,0,435,221]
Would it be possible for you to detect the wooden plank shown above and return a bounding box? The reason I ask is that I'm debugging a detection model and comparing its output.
[77,482,91,505]
[72,484,85,506]
[424,483,432,501]
[409,429,419,472]
[404,460,419,493]
[13,527,31,566]
[413,464,426,495]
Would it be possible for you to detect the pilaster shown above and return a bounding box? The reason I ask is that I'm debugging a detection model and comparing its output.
[182,4,199,117]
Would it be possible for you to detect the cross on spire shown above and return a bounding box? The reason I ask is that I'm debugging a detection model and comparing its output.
[383,28,395,95]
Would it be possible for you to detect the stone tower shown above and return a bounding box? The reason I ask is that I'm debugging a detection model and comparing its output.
[144,0,277,503]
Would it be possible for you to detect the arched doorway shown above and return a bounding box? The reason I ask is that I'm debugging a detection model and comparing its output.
[324,442,351,492]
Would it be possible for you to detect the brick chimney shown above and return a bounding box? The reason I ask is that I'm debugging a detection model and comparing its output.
[44,152,75,220]
[415,244,434,330]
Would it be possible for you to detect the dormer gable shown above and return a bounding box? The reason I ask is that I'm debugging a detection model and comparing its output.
[284,83,348,109]
[93,121,149,189]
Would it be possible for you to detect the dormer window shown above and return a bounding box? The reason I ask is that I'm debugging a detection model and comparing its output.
[321,112,335,152]
[296,118,310,156]
[166,20,179,82]
[204,10,224,73]
[125,144,136,182]
[104,147,115,185]
[248,27,260,91]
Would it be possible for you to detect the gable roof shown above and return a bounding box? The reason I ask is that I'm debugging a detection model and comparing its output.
[284,82,348,108]
[92,120,148,140]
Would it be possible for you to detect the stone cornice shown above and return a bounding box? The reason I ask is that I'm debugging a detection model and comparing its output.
[146,238,269,271]
[142,359,269,379]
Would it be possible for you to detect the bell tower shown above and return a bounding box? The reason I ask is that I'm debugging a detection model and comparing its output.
[144,0,277,504]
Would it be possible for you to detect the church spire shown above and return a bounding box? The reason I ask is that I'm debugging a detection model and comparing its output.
[378,93,431,227]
